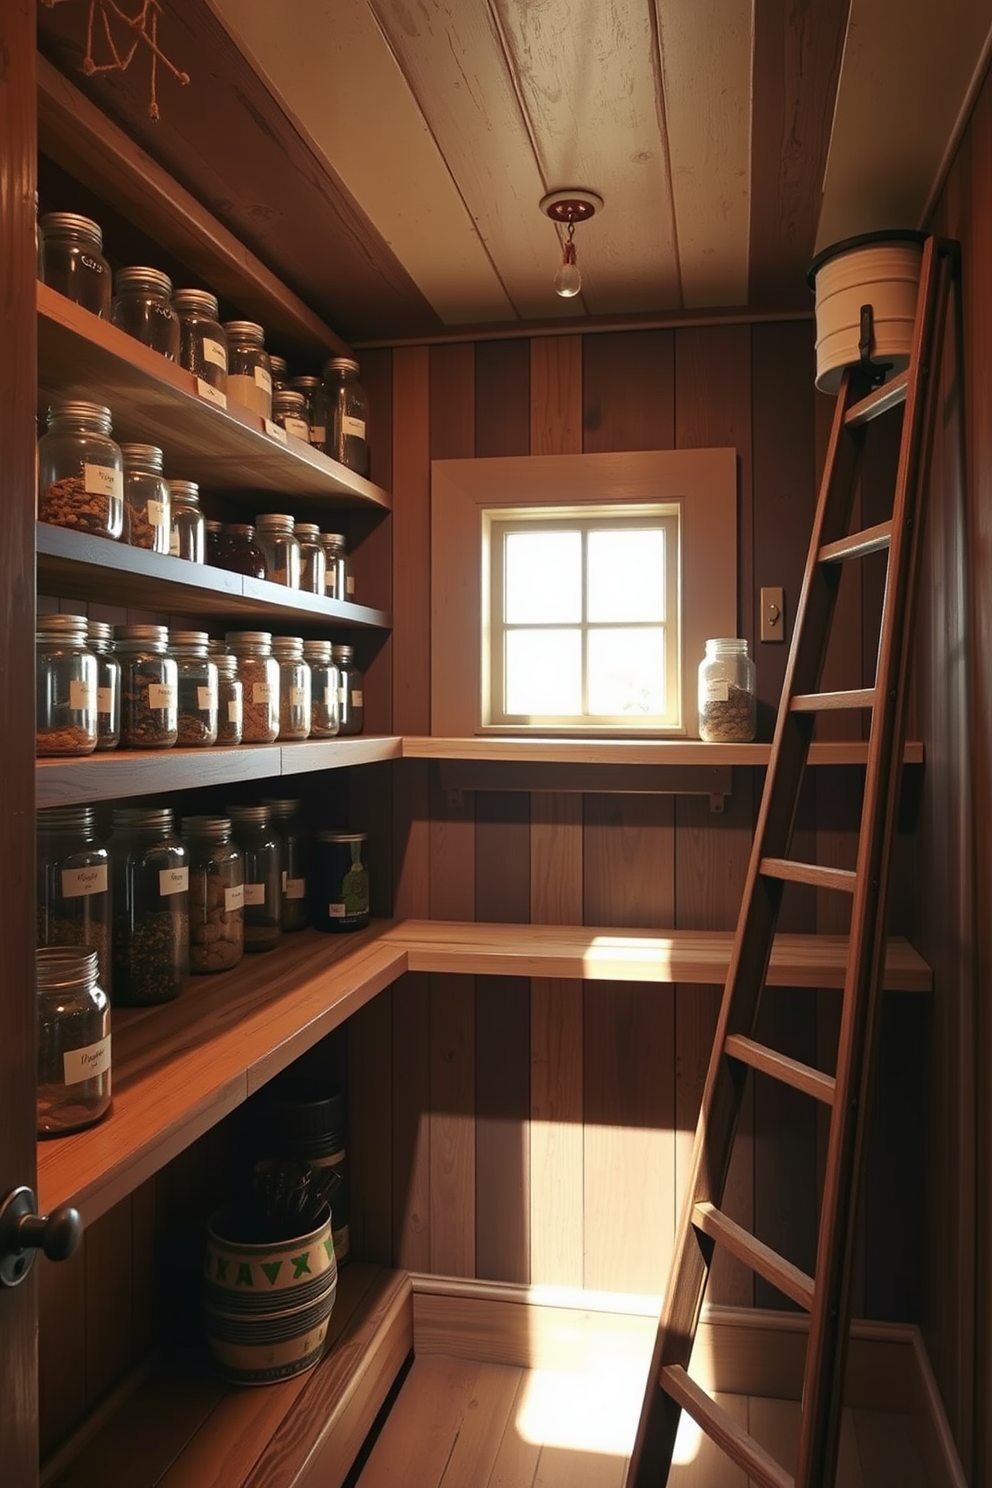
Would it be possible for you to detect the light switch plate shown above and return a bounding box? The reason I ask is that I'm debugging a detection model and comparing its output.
[760,585,785,643]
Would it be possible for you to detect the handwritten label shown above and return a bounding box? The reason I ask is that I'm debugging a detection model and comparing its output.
[252,683,274,705]
[227,699,242,724]
[202,337,227,371]
[61,864,108,898]
[346,576,356,596]
[255,365,273,394]
[289,685,307,707]
[703,679,729,703]
[63,1035,111,1087]
[169,531,181,556]
[351,689,364,708]
[69,679,96,711]
[342,415,365,439]
[328,903,347,917]
[159,866,189,896]
[244,883,266,906]
[196,376,228,410]
[285,878,306,900]
[83,462,124,499]
[225,883,245,912]
[196,685,217,710]
[282,416,309,440]
[310,426,326,445]
[147,498,168,526]
[148,683,177,709]
[97,687,114,716]
[263,418,288,444]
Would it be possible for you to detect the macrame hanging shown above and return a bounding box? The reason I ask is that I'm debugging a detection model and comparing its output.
[40,0,190,120]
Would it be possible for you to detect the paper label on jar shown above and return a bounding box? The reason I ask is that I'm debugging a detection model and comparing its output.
[289,685,306,707]
[285,878,306,900]
[351,689,364,707]
[159,866,189,896]
[227,699,242,724]
[310,426,326,445]
[97,687,114,716]
[338,686,347,704]
[84,462,124,500]
[202,337,227,371]
[148,682,177,709]
[196,376,228,410]
[69,679,96,711]
[169,530,181,556]
[328,902,347,917]
[147,498,168,527]
[255,365,273,394]
[264,417,288,444]
[61,863,108,897]
[196,685,216,710]
[252,682,274,705]
[346,576,356,596]
[342,415,365,439]
[703,679,730,703]
[244,883,266,906]
[63,1035,111,1087]
[283,416,309,440]
[225,883,245,912]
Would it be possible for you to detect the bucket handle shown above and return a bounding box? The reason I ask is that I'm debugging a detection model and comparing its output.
[858,303,893,387]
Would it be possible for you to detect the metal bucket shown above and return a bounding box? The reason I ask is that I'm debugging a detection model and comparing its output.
[807,231,926,393]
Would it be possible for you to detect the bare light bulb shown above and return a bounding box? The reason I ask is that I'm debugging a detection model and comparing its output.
[554,249,582,298]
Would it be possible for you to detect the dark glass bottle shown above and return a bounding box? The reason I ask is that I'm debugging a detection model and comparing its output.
[227,805,282,952]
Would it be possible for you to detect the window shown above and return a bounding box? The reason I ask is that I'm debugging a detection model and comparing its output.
[431,448,738,738]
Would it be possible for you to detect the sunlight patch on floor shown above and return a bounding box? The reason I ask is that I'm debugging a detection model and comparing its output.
[514,1364,702,1464]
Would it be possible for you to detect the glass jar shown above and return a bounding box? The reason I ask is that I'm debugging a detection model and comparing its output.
[109,807,189,1005]
[111,266,180,360]
[114,623,179,748]
[120,441,171,553]
[173,288,228,393]
[225,631,279,743]
[224,320,273,419]
[288,375,327,449]
[271,388,311,443]
[255,513,301,588]
[302,640,340,738]
[39,212,111,318]
[294,522,326,596]
[217,522,267,578]
[168,480,206,563]
[169,630,219,747]
[227,805,281,952]
[271,635,312,741]
[331,644,364,736]
[214,652,244,746]
[205,519,225,567]
[36,804,112,994]
[181,816,245,973]
[261,798,308,931]
[697,638,757,743]
[36,947,111,1137]
[320,532,348,602]
[38,400,124,541]
[322,357,369,475]
[87,619,121,751]
[269,354,288,391]
[36,613,98,757]
[310,831,370,932]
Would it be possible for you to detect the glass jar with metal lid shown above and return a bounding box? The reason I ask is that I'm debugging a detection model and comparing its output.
[217,521,267,578]
[108,806,189,1005]
[294,522,327,596]
[226,805,282,952]
[271,388,311,443]
[111,267,180,360]
[120,441,170,553]
[212,652,243,746]
[36,613,98,757]
[168,630,219,747]
[322,357,369,475]
[38,212,111,317]
[36,947,111,1137]
[697,637,756,743]
[168,480,206,563]
[223,320,273,419]
[330,644,364,736]
[288,375,327,448]
[113,623,179,748]
[319,532,348,601]
[37,804,112,994]
[302,640,340,738]
[271,635,312,741]
[310,831,369,932]
[255,512,301,588]
[38,399,124,541]
[225,630,279,743]
[87,619,121,751]
[269,354,288,391]
[261,798,308,931]
[181,816,245,973]
[172,288,228,393]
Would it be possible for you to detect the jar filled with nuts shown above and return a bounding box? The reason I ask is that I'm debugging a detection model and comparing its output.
[108,807,189,1005]
[36,613,98,757]
[697,637,756,743]
[181,816,244,973]
[36,804,112,994]
[294,522,327,596]
[213,651,244,746]
[302,639,340,738]
[255,513,301,588]
[168,480,206,563]
[87,619,121,751]
[225,631,279,743]
[38,400,124,541]
[271,634,311,741]
[120,442,171,553]
[261,797,308,931]
[169,630,219,747]
[113,624,179,749]
[227,805,282,952]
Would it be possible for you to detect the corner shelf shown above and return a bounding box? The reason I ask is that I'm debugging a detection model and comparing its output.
[400,736,925,766]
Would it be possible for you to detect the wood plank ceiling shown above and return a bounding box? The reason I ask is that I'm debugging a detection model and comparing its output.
[36,0,992,345]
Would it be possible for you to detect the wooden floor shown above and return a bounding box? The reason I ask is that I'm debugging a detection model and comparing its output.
[353,1353,931,1488]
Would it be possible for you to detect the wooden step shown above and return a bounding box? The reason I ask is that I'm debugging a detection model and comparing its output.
[693,1201,816,1311]
[791,688,875,712]
[843,373,909,428]
[659,1364,793,1488]
[819,520,892,564]
[759,859,858,893]
[724,1034,836,1104]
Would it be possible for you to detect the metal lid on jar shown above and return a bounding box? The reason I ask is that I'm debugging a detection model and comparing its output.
[294,522,321,540]
[260,797,300,819]
[225,522,257,537]
[114,266,174,296]
[169,480,201,505]
[39,212,104,245]
[272,389,308,414]
[289,375,321,391]
[320,532,346,549]
[110,805,176,834]
[227,804,273,825]
[36,613,90,641]
[113,622,169,649]
[181,814,233,840]
[172,288,220,318]
[269,355,288,375]
[302,640,332,663]
[120,442,165,471]
[256,512,296,530]
[213,652,238,673]
[225,630,273,651]
[315,830,367,842]
[45,399,113,427]
[271,635,305,658]
[223,320,265,344]
[323,357,360,375]
[169,630,211,652]
[330,644,354,662]
[86,619,114,646]
[37,803,98,834]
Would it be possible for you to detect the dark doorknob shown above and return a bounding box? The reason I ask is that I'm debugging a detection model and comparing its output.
[0,1185,83,1287]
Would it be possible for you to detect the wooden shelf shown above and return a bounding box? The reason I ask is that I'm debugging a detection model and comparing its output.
[37,522,391,631]
[402,735,926,766]
[36,736,402,808]
[37,283,391,509]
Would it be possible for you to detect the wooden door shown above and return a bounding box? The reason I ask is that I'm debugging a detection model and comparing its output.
[0,5,41,1483]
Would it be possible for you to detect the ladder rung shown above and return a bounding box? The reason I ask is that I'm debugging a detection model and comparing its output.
[659,1365,795,1488]
[724,1033,836,1105]
[791,687,875,712]
[843,372,909,427]
[819,520,892,563]
[760,858,857,893]
[693,1200,816,1310]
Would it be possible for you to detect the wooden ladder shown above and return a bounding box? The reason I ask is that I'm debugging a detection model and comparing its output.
[627,234,957,1488]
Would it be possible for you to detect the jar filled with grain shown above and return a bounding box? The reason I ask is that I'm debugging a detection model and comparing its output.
[294,522,327,596]
[168,630,219,747]
[271,634,311,741]
[87,619,121,751]
[697,638,756,743]
[255,513,301,588]
[320,532,348,601]
[38,400,124,541]
[111,266,180,360]
[120,442,171,552]
[288,375,327,448]
[322,357,369,475]
[331,644,364,736]
[36,613,98,757]
[36,804,112,995]
[173,288,228,394]
[108,807,189,1005]
[213,652,244,745]
[271,388,311,442]
[113,623,179,749]
[227,805,282,952]
[181,816,244,974]
[36,947,111,1137]
[225,630,279,743]
[302,639,340,738]
[168,480,206,563]
[261,797,308,931]
[224,320,273,419]
[39,212,111,318]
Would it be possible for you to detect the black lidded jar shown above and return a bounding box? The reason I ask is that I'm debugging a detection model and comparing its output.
[310,831,369,932]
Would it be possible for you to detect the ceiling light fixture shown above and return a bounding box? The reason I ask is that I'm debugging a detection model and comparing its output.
[540,189,603,299]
